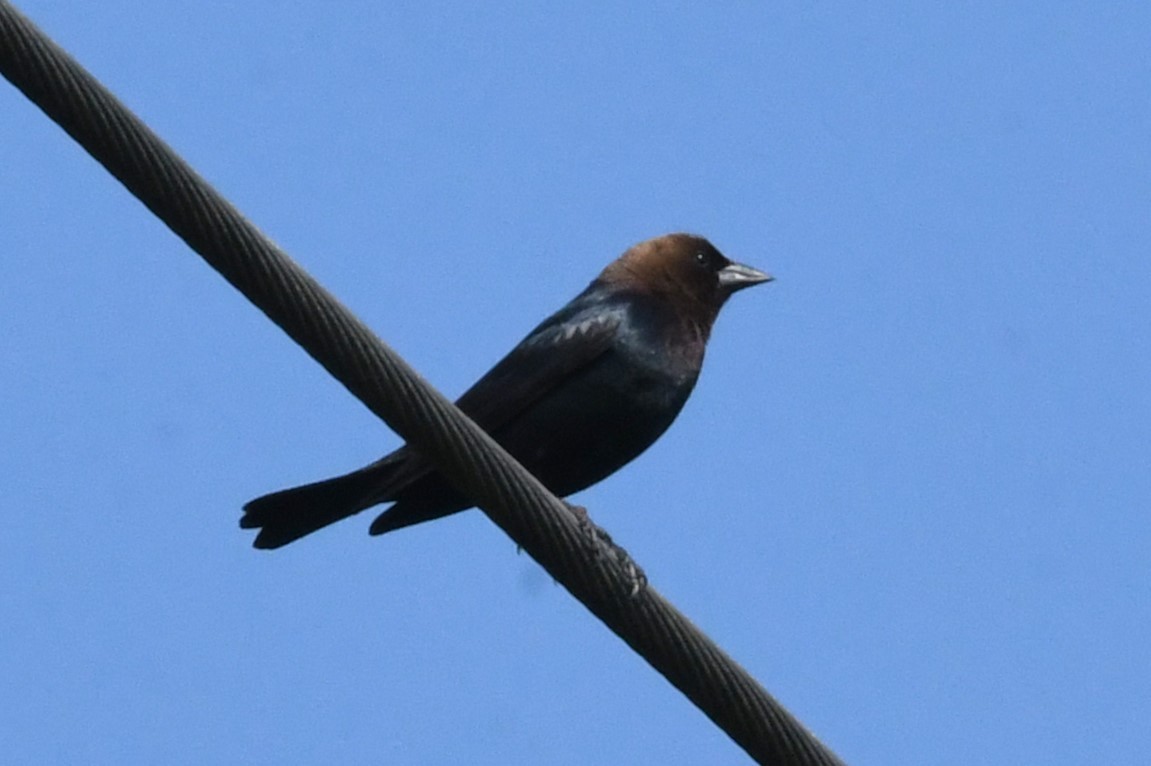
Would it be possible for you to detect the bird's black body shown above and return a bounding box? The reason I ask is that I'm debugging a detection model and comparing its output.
[241,234,770,549]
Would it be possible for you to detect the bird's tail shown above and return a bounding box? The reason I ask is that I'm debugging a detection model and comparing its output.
[241,467,386,549]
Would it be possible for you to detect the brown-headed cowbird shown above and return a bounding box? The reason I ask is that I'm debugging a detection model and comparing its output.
[241,233,771,548]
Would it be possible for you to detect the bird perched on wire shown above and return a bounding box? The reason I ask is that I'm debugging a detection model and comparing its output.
[241,233,771,549]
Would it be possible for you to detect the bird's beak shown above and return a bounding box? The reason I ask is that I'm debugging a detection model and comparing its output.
[718,261,773,293]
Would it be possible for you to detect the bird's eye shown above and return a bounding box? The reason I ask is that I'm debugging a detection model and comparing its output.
[694,251,710,268]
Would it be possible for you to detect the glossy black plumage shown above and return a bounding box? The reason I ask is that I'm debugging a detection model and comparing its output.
[241,233,771,549]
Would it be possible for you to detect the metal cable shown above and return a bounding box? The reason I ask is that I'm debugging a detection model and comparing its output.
[0,4,846,763]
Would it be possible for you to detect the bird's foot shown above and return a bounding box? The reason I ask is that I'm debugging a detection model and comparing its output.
[566,503,647,597]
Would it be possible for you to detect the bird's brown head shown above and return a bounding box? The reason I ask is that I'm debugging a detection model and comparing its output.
[599,233,772,326]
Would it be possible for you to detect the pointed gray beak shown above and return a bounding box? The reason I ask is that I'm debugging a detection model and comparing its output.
[718,261,773,293]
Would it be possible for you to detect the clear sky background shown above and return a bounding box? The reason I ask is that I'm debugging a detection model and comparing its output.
[2,3,1148,764]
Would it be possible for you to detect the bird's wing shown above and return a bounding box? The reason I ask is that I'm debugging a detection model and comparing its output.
[353,293,623,508]
[454,297,623,433]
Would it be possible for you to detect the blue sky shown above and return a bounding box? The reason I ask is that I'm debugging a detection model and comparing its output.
[2,3,1148,764]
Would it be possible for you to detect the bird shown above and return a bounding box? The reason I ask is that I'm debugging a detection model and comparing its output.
[241,233,771,549]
